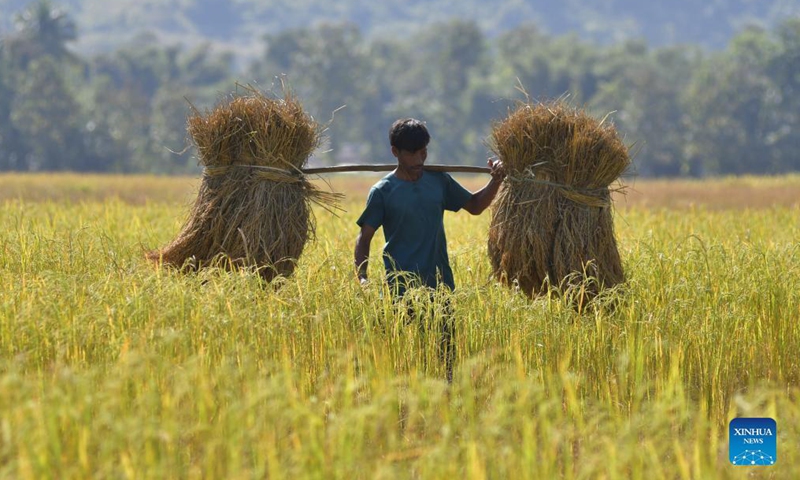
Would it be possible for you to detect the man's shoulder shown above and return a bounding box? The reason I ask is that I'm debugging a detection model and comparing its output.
[370,173,399,192]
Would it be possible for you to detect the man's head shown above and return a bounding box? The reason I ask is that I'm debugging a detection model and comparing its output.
[389,118,429,180]
[389,118,430,152]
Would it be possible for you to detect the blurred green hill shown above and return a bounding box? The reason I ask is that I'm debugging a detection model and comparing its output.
[2,0,800,176]
[1,0,796,59]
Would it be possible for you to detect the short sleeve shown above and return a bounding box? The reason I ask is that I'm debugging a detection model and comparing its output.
[356,186,384,229]
[442,173,473,212]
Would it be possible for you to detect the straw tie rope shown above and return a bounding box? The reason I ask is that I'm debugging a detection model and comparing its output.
[203,164,303,184]
[506,172,612,208]
[203,164,344,211]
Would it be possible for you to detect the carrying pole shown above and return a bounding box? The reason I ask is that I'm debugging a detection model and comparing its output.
[301,164,491,175]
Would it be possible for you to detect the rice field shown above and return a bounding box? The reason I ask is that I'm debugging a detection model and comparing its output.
[1,173,799,479]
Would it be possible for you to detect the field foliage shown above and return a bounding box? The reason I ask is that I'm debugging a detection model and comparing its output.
[1,174,799,479]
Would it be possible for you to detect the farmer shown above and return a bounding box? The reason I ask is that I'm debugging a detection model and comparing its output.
[354,118,504,382]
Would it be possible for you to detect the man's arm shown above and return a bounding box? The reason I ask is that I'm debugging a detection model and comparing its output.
[354,224,377,284]
[463,158,505,215]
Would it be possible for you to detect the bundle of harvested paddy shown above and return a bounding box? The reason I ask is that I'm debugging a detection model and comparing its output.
[487,101,629,302]
[147,85,339,281]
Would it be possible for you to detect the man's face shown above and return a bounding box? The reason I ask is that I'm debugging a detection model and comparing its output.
[393,146,427,180]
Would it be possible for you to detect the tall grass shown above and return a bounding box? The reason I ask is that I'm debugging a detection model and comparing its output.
[0,178,798,478]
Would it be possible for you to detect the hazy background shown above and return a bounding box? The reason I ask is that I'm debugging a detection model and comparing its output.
[1,0,799,176]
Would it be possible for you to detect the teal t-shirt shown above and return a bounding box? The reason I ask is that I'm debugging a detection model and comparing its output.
[356,170,473,293]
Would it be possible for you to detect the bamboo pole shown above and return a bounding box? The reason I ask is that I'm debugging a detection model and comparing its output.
[301,164,491,174]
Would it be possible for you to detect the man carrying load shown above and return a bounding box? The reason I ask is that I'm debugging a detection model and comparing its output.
[354,118,504,382]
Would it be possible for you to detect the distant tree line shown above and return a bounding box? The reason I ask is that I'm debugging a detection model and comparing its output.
[1,0,799,176]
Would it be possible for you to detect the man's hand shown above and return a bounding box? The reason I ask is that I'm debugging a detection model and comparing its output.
[463,158,505,215]
[488,157,505,181]
[355,224,376,286]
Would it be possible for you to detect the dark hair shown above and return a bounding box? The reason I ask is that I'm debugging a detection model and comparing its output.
[389,118,430,152]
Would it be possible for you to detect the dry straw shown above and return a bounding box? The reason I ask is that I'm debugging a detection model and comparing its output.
[147,85,340,281]
[487,100,630,303]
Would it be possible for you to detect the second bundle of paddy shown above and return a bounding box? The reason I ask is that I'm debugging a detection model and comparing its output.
[487,100,630,304]
[148,86,339,281]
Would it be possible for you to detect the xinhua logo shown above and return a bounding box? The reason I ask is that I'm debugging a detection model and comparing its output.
[729,417,777,466]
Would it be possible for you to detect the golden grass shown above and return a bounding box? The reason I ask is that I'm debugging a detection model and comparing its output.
[619,175,800,210]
